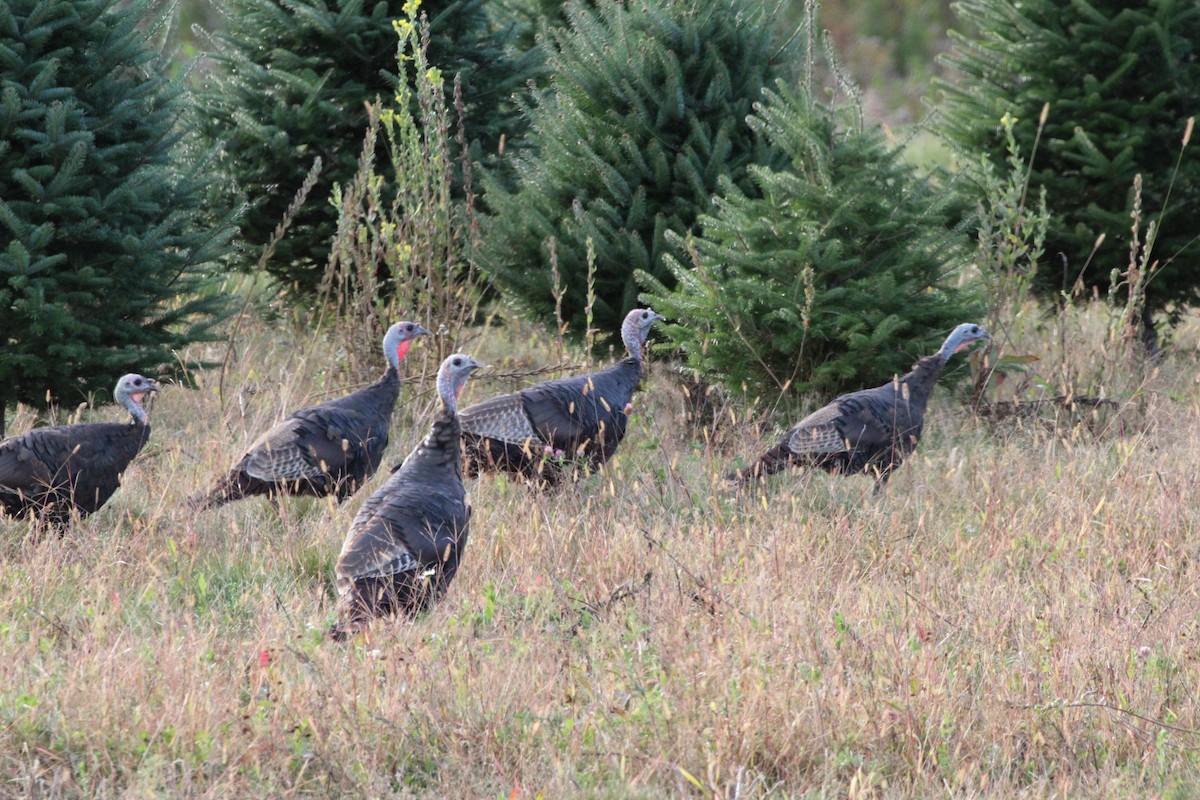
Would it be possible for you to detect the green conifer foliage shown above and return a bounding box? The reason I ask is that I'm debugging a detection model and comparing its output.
[0,0,235,435]
[479,0,792,343]
[195,0,537,298]
[938,0,1200,326]
[641,76,979,406]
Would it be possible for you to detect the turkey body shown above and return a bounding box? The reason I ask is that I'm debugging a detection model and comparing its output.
[734,362,938,487]
[199,320,429,509]
[457,308,663,485]
[0,373,158,524]
[459,356,641,482]
[0,422,151,524]
[729,323,990,489]
[331,354,482,640]
[205,370,400,506]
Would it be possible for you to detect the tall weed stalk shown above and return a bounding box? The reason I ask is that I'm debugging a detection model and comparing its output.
[320,6,485,381]
[974,115,1195,438]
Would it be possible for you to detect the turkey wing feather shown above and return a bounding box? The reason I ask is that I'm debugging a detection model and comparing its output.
[521,375,601,451]
[786,386,909,456]
[0,431,61,495]
[337,484,468,590]
[242,406,374,482]
[458,393,542,446]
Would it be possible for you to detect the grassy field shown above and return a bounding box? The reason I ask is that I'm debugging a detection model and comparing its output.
[3,307,1200,798]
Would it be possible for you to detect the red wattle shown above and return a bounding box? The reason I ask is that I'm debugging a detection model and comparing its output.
[396,340,413,362]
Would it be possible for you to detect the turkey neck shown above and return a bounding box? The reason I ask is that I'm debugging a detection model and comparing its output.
[404,406,462,475]
[610,354,646,385]
[358,365,402,404]
[124,399,151,426]
[896,354,947,408]
[376,365,401,391]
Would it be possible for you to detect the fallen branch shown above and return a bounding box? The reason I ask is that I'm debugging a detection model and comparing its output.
[975,394,1120,421]
[640,529,756,623]
[1005,699,1200,741]
[576,571,653,619]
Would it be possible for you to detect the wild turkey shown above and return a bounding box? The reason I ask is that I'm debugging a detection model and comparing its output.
[0,373,160,524]
[331,353,483,640]
[197,321,429,509]
[457,308,664,484]
[728,323,990,489]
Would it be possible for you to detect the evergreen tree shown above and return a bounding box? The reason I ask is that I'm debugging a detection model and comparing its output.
[0,0,235,435]
[479,0,794,344]
[194,0,540,298]
[501,0,571,53]
[640,72,980,405]
[938,0,1200,331]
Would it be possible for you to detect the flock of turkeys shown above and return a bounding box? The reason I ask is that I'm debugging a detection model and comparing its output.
[0,311,989,639]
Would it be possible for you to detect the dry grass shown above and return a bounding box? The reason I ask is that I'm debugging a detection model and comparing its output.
[4,309,1200,798]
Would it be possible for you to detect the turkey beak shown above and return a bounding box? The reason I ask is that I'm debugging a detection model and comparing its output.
[134,378,160,408]
[415,324,432,338]
[650,313,665,324]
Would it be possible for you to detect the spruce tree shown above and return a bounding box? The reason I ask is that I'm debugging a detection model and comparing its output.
[0,0,235,435]
[194,0,539,298]
[502,0,571,52]
[640,70,980,405]
[938,0,1200,331]
[479,0,794,344]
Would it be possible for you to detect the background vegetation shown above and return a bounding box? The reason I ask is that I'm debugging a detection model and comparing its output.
[640,24,979,405]
[938,0,1200,346]
[0,0,237,436]
[192,0,537,298]
[479,0,795,344]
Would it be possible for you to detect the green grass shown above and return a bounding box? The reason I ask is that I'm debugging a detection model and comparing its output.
[3,309,1200,797]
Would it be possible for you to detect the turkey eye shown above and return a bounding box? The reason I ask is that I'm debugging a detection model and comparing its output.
[406,324,413,331]
[452,358,461,366]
